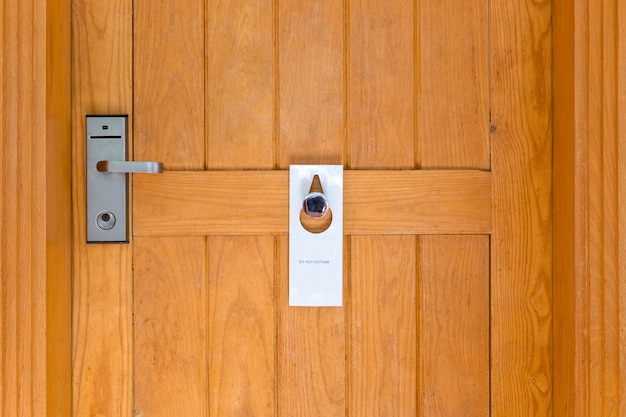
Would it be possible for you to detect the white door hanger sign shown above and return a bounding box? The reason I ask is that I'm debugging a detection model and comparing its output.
[289,165,343,307]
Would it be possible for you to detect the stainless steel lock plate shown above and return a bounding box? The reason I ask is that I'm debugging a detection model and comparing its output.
[86,116,129,242]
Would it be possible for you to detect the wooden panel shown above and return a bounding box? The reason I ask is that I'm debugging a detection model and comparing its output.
[71,0,133,416]
[205,2,276,413]
[553,1,626,415]
[418,0,489,169]
[586,2,619,414]
[491,0,552,415]
[349,236,416,416]
[1,2,48,416]
[208,236,275,416]
[552,0,576,412]
[278,0,343,166]
[277,4,345,412]
[134,236,208,417]
[345,170,490,234]
[45,0,73,415]
[278,236,345,416]
[134,0,204,169]
[348,0,414,168]
[418,235,489,416]
[619,5,626,415]
[72,246,132,415]
[2,0,71,416]
[133,170,491,235]
[206,0,274,169]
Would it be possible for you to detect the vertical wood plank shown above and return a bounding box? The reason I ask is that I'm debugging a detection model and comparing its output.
[418,235,489,417]
[208,236,275,416]
[277,1,345,415]
[2,3,27,417]
[1,1,50,416]
[45,0,73,415]
[553,1,626,415]
[491,0,552,415]
[278,0,344,166]
[206,0,274,169]
[205,3,276,411]
[587,9,606,414]
[134,0,204,169]
[134,236,208,417]
[619,4,626,414]
[418,0,489,169]
[71,1,133,416]
[588,2,619,414]
[348,0,414,168]
[133,1,207,414]
[601,3,620,412]
[552,0,576,414]
[348,4,417,415]
[349,236,417,416]
[278,236,345,417]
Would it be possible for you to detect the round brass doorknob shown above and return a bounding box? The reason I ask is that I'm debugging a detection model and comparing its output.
[302,192,329,219]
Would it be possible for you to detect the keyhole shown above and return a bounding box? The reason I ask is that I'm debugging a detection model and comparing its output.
[96,211,116,230]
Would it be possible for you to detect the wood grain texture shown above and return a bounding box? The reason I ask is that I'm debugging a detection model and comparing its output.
[277,236,345,417]
[45,0,73,415]
[206,0,274,169]
[418,0,489,169]
[134,0,204,169]
[71,1,133,416]
[552,0,576,413]
[133,170,491,235]
[208,236,275,416]
[418,235,489,417]
[348,0,414,168]
[1,2,48,416]
[278,0,344,166]
[490,0,553,415]
[586,3,620,414]
[2,0,72,416]
[619,5,626,414]
[349,236,417,416]
[134,237,208,417]
[553,1,626,415]
[277,3,346,414]
[66,2,568,417]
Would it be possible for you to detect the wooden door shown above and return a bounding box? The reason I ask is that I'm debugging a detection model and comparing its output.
[71,0,552,416]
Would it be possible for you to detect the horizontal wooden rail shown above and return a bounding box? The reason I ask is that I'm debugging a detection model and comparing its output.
[133,170,491,236]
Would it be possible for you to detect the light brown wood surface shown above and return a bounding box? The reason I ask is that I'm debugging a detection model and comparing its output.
[279,0,343,167]
[1,3,46,416]
[45,0,73,415]
[348,0,414,168]
[5,0,626,416]
[277,3,346,414]
[349,236,417,416]
[418,0,489,169]
[72,0,553,416]
[553,0,626,415]
[134,0,204,170]
[133,170,491,235]
[418,235,489,416]
[491,0,553,414]
[208,236,276,416]
[134,237,208,416]
[206,0,274,169]
[71,1,133,417]
[2,0,72,416]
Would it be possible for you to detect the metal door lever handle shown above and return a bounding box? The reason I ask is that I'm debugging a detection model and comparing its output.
[96,160,164,174]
